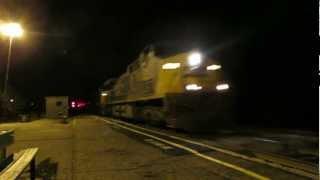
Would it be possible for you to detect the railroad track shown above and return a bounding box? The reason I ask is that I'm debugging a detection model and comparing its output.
[95,116,319,179]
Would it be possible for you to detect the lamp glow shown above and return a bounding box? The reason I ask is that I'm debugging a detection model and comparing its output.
[162,63,181,69]
[185,84,202,91]
[101,93,108,96]
[216,84,229,91]
[71,102,76,108]
[207,64,221,71]
[188,52,202,66]
[0,23,23,38]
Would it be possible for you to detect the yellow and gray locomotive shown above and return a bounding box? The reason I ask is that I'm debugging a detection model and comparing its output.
[100,46,233,131]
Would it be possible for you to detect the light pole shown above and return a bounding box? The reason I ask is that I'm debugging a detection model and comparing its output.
[0,22,23,96]
[4,37,13,96]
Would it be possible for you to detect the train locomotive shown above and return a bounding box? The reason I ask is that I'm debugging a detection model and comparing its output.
[99,46,233,132]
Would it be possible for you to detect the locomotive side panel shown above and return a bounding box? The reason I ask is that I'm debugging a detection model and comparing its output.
[112,73,130,102]
[155,53,187,95]
[127,53,161,101]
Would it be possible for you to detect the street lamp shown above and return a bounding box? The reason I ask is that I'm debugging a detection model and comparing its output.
[0,23,23,96]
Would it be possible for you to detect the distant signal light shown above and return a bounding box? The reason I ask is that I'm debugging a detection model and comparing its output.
[70,100,88,109]
[71,101,76,108]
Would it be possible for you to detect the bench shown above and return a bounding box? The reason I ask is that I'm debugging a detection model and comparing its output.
[0,148,39,180]
[0,130,14,162]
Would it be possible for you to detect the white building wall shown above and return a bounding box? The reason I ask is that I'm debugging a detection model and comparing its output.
[45,96,68,118]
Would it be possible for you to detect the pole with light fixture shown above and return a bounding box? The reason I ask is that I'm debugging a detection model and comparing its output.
[0,23,24,96]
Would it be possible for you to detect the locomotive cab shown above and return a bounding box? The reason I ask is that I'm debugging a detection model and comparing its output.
[159,51,233,131]
[159,51,230,95]
[182,52,229,93]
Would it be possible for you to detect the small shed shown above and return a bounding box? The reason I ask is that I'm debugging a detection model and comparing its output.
[45,96,68,118]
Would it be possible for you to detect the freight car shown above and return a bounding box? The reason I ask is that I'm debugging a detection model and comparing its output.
[99,46,233,132]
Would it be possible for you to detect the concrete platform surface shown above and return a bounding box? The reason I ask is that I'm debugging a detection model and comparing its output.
[0,117,228,180]
[0,116,315,180]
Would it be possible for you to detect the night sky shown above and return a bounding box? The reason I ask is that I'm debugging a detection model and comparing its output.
[0,1,317,129]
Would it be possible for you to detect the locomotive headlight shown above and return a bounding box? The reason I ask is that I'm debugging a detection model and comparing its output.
[207,64,221,71]
[188,52,202,67]
[162,63,181,69]
[185,84,203,91]
[101,92,108,96]
[216,83,229,91]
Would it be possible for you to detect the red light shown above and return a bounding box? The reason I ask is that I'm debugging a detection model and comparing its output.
[71,101,76,108]
[77,102,85,108]
[70,99,88,110]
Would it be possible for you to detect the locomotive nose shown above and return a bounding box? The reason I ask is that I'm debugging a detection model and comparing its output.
[184,82,230,92]
[216,83,229,91]
[185,84,203,91]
